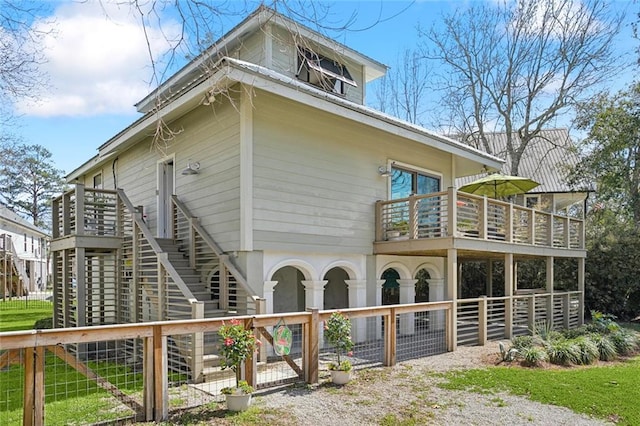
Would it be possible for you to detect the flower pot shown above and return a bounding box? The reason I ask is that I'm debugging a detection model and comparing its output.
[330,370,351,385]
[225,393,252,411]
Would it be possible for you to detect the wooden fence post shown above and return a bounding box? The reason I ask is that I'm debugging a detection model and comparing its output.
[384,308,396,366]
[23,346,44,426]
[191,302,204,384]
[153,325,167,422]
[306,308,319,384]
[244,318,256,388]
[143,336,154,421]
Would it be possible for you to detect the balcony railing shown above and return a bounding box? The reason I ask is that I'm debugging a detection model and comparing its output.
[375,187,585,250]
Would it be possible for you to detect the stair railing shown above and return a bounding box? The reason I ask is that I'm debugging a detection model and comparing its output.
[4,234,29,292]
[171,195,259,314]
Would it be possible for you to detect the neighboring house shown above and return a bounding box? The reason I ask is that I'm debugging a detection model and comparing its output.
[51,6,586,379]
[457,129,589,217]
[0,205,49,296]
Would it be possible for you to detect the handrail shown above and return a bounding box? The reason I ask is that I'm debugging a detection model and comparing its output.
[117,189,198,304]
[171,195,258,300]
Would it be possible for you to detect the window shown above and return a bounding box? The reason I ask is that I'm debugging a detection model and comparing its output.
[525,195,539,209]
[23,233,27,251]
[297,47,356,95]
[390,166,440,199]
[93,173,103,189]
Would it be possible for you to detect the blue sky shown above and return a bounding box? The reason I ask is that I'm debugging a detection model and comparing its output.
[10,0,638,176]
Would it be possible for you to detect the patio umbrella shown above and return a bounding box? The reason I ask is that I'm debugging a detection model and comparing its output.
[458,173,540,198]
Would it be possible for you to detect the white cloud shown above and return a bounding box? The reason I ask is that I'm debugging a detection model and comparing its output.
[16,1,181,117]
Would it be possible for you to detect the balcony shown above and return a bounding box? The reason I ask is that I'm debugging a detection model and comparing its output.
[374,188,585,257]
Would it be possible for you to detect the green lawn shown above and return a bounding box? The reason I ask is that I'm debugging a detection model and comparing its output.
[0,301,53,332]
[441,356,640,425]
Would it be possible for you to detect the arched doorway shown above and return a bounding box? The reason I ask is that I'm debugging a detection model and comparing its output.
[381,268,400,305]
[272,266,305,313]
[323,267,349,309]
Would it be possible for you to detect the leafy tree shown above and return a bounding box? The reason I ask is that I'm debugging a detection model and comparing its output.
[419,0,623,175]
[0,142,65,229]
[571,82,640,229]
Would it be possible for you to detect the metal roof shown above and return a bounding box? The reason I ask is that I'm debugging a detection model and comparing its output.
[457,129,582,193]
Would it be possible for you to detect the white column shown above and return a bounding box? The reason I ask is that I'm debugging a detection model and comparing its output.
[302,280,328,346]
[262,281,278,314]
[262,281,278,356]
[345,280,367,342]
[398,279,417,335]
[428,278,445,330]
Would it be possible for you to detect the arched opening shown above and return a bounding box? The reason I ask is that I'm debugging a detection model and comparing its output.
[272,266,305,313]
[414,268,431,303]
[323,267,349,309]
[381,268,400,305]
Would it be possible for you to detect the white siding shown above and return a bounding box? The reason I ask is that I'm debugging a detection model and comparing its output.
[79,95,242,250]
[236,31,266,66]
[251,90,452,254]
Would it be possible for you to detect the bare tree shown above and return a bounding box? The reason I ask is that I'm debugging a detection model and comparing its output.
[374,49,430,126]
[0,1,51,121]
[421,0,624,175]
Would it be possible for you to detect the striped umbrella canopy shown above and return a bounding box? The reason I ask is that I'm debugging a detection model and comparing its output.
[458,173,540,198]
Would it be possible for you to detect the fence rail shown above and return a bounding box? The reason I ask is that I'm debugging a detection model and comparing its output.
[1,302,452,425]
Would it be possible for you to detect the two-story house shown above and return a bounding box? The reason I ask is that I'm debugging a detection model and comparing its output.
[51,6,585,371]
[1,205,49,297]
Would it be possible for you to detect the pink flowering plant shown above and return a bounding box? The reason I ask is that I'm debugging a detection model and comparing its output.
[325,312,354,371]
[218,318,259,393]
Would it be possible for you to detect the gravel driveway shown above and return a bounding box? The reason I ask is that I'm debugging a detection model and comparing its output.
[255,342,609,425]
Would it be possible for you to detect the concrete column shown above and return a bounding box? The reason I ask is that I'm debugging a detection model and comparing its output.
[302,280,328,346]
[428,278,445,330]
[345,280,367,342]
[262,281,278,314]
[398,279,417,335]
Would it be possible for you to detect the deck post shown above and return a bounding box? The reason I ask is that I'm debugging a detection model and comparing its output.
[527,294,536,331]
[546,257,554,328]
[408,194,418,239]
[578,258,585,326]
[143,335,154,421]
[375,201,383,241]
[23,347,35,426]
[562,293,571,329]
[244,318,257,388]
[447,187,457,237]
[504,253,514,339]
[446,248,458,350]
[75,184,85,236]
[478,296,487,346]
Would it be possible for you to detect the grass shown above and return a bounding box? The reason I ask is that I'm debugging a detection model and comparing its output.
[0,351,143,425]
[0,300,53,332]
[440,356,640,425]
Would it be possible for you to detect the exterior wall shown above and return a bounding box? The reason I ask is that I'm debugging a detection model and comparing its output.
[235,30,267,65]
[270,26,365,105]
[78,94,243,250]
[251,89,453,255]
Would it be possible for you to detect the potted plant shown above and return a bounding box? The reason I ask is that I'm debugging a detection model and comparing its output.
[387,220,409,240]
[324,312,354,385]
[218,318,259,411]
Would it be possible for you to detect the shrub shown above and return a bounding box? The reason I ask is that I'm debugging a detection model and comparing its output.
[573,336,599,365]
[511,335,534,351]
[589,333,617,361]
[546,339,580,365]
[608,330,639,356]
[520,346,547,366]
[324,312,354,371]
[562,325,590,339]
[34,317,53,329]
[498,341,518,362]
